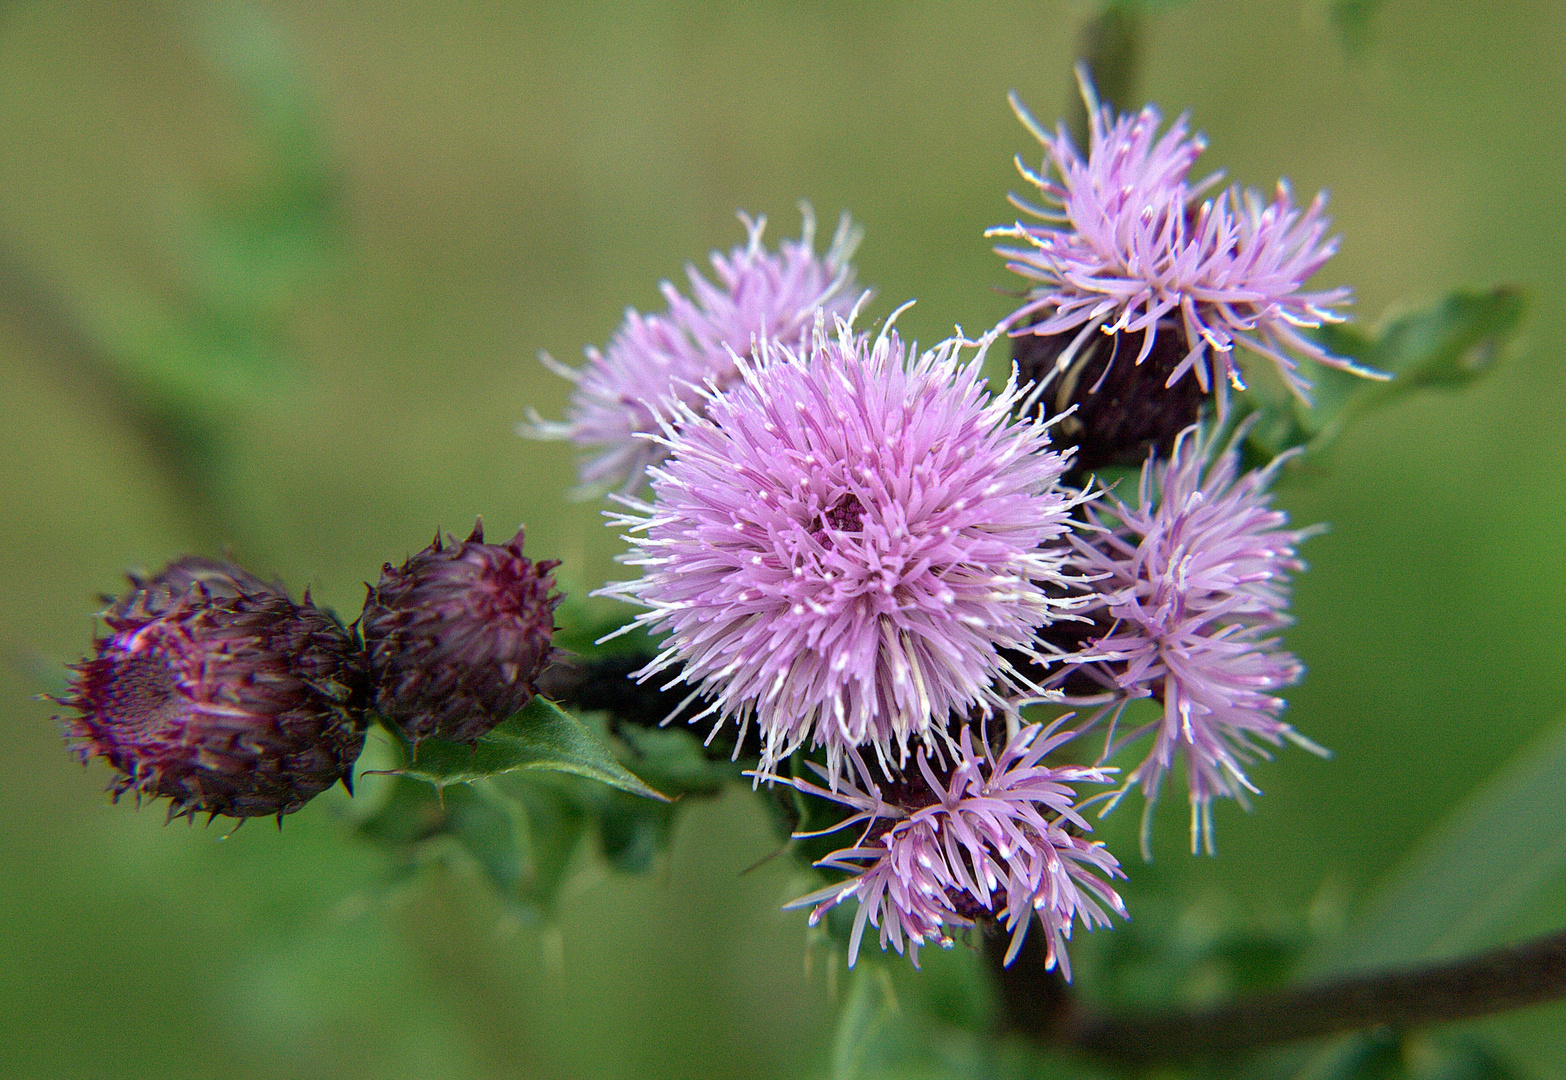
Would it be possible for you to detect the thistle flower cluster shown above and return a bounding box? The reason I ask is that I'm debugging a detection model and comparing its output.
[527,207,865,495]
[574,75,1345,975]
[54,71,1358,984]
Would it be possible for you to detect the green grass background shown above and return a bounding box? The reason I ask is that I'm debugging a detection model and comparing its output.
[2,1,1564,1077]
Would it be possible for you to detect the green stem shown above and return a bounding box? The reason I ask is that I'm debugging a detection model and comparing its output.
[999,927,1566,1063]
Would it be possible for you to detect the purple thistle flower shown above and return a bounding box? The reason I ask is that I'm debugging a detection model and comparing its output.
[58,558,368,822]
[775,723,1125,974]
[989,66,1383,407]
[362,522,561,745]
[1055,424,1326,856]
[599,313,1084,783]
[526,207,864,494]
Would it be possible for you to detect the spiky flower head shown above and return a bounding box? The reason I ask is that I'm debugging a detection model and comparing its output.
[1057,425,1324,855]
[600,312,1084,783]
[362,522,561,745]
[59,558,368,821]
[777,723,1125,974]
[527,206,864,494]
[990,66,1381,409]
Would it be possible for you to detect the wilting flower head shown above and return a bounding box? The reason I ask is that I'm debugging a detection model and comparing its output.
[990,66,1382,408]
[59,558,368,821]
[526,206,864,494]
[600,313,1083,782]
[362,522,561,744]
[776,723,1125,974]
[1058,424,1324,855]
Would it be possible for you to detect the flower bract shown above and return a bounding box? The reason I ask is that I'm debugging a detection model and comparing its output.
[362,522,561,744]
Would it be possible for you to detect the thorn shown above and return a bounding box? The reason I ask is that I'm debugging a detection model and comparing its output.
[467,518,485,543]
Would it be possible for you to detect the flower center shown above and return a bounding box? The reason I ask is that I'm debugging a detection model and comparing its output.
[818,494,866,537]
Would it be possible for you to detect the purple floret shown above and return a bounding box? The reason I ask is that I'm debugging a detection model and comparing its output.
[991,66,1383,408]
[776,723,1125,974]
[1051,424,1327,855]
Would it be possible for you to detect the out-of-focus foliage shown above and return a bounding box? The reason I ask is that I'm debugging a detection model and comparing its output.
[1239,286,1528,470]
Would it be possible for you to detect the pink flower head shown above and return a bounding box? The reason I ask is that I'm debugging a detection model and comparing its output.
[599,312,1084,784]
[776,723,1125,975]
[990,66,1383,407]
[526,207,864,494]
[1058,424,1326,855]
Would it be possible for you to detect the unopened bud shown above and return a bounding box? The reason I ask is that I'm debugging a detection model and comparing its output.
[362,522,560,744]
[60,558,369,822]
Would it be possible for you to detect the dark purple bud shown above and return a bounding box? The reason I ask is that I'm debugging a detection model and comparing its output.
[1013,321,1208,476]
[361,522,561,744]
[59,557,369,822]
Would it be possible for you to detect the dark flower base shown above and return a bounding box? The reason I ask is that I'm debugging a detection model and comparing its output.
[1012,322,1209,477]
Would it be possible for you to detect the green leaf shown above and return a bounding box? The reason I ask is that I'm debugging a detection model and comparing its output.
[831,964,900,1080]
[1238,286,1528,470]
[352,774,521,892]
[498,774,589,916]
[1303,712,1566,978]
[614,722,741,798]
[592,788,672,874]
[390,697,669,803]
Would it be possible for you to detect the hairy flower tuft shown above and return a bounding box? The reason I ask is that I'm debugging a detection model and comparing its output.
[776,723,1125,974]
[527,207,864,494]
[59,558,368,822]
[1054,424,1325,855]
[600,312,1084,782]
[990,66,1383,409]
[362,522,561,744]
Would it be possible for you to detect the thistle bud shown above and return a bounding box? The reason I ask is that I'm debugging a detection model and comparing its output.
[361,523,560,744]
[60,558,369,822]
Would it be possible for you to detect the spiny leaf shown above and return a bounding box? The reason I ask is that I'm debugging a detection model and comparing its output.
[390,697,668,803]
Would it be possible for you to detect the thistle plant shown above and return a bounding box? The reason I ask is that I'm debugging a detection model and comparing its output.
[38,22,1557,1080]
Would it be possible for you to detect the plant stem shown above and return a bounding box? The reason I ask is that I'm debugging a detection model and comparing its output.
[995,927,1566,1063]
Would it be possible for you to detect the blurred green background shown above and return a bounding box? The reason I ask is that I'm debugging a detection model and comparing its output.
[2,1,1564,1077]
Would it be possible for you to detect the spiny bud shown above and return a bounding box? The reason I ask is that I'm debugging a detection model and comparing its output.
[1013,322,1208,477]
[361,522,560,744]
[59,558,369,822]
